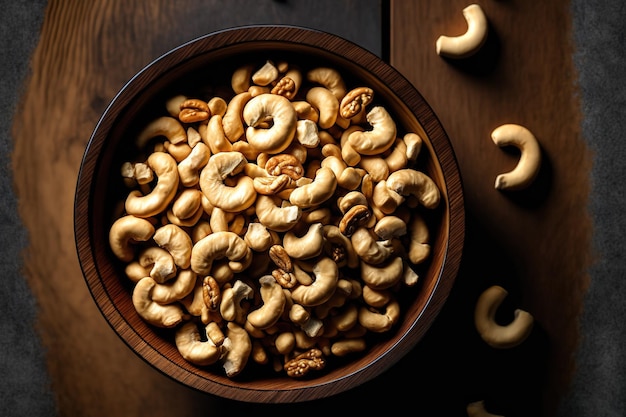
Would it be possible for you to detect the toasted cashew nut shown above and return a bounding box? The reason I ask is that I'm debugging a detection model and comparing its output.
[290,257,339,307]
[322,225,359,268]
[358,298,400,333]
[109,215,155,262]
[307,67,347,100]
[138,246,177,283]
[386,168,440,209]
[243,94,297,154]
[221,322,252,377]
[466,400,505,417]
[153,224,193,269]
[347,106,397,156]
[136,116,187,148]
[255,195,301,232]
[243,222,274,252]
[190,231,252,276]
[350,227,394,265]
[175,321,220,366]
[178,142,210,187]
[231,63,255,94]
[283,223,325,260]
[132,277,186,328]
[306,87,339,129]
[252,60,279,86]
[360,256,404,290]
[374,215,407,240]
[222,91,252,142]
[171,189,203,221]
[436,4,489,59]
[199,151,257,212]
[202,114,232,154]
[125,152,179,217]
[407,213,431,264]
[247,275,286,329]
[491,123,542,190]
[475,285,534,348]
[152,269,197,304]
[288,167,337,208]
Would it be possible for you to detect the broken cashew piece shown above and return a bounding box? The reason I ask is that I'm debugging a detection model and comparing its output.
[491,123,542,191]
[436,4,489,59]
[474,285,534,349]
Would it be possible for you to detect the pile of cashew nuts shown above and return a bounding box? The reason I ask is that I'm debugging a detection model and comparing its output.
[108,58,443,378]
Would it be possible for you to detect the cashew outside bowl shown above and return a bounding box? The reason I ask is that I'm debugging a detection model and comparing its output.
[474,285,534,349]
[436,3,489,59]
[491,123,542,191]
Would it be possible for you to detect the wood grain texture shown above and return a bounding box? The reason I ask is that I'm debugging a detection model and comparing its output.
[390,1,591,416]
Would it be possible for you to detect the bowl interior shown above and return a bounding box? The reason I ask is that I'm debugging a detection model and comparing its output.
[74,25,464,403]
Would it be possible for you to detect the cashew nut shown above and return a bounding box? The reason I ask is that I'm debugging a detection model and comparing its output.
[125,152,179,217]
[220,280,254,324]
[360,256,404,290]
[138,246,177,284]
[109,215,155,262]
[201,114,233,154]
[407,213,431,265]
[255,195,301,232]
[373,215,407,240]
[322,225,359,268]
[386,168,440,209]
[190,231,252,276]
[221,322,252,377]
[347,106,397,156]
[491,123,542,191]
[358,298,400,333]
[307,67,347,100]
[175,321,220,366]
[199,151,257,212]
[306,86,339,129]
[474,285,534,349]
[153,223,193,269]
[283,223,325,260]
[350,227,394,265]
[290,257,339,307]
[247,275,286,329]
[222,91,252,142]
[136,116,186,149]
[132,277,186,328]
[177,142,210,187]
[436,4,489,59]
[243,93,297,154]
[288,166,337,208]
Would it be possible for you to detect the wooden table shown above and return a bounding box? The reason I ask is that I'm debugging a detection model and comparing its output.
[11,1,592,415]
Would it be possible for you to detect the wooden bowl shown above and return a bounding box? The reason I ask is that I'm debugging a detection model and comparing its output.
[74,25,464,403]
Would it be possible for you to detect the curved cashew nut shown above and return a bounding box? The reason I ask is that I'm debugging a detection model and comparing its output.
[347,106,397,156]
[220,280,254,324]
[288,167,337,208]
[231,63,255,94]
[125,152,179,218]
[199,151,257,212]
[136,116,187,148]
[109,215,155,262]
[255,195,301,232]
[175,321,220,366]
[221,322,252,377]
[307,67,347,100]
[373,215,407,240]
[132,277,186,328]
[283,223,325,260]
[360,256,404,290]
[138,246,177,283]
[153,223,193,269]
[358,298,400,333]
[436,4,489,59]
[243,93,297,154]
[330,337,366,357]
[322,225,359,268]
[407,213,431,265]
[171,189,203,221]
[290,257,339,307]
[178,142,210,187]
[466,400,505,417]
[386,168,441,209]
[247,275,286,329]
[222,91,252,142]
[151,269,197,304]
[350,227,394,265]
[190,231,252,276]
[474,285,534,348]
[306,87,339,129]
[201,114,233,154]
[491,123,542,191]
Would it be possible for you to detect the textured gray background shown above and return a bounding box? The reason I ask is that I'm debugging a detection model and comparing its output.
[1,1,624,416]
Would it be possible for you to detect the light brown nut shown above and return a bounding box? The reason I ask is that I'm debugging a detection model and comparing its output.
[284,348,326,378]
[269,244,293,272]
[179,98,210,123]
[339,87,374,119]
[202,276,221,311]
[338,204,371,237]
[253,174,293,195]
[265,154,304,180]
[330,337,367,357]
